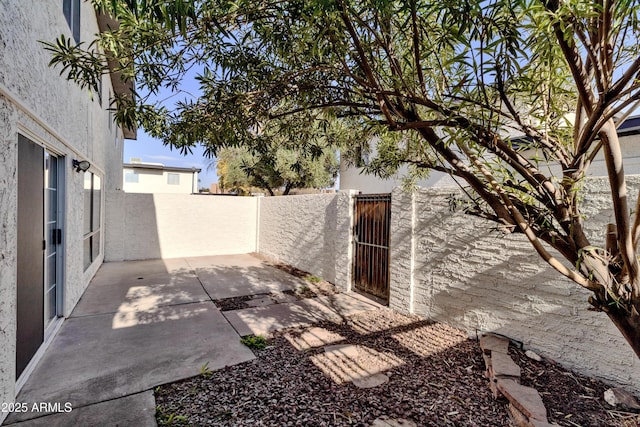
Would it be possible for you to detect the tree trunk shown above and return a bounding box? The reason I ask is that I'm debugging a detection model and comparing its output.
[606,307,640,359]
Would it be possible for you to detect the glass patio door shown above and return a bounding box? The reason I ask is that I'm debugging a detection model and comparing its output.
[44,151,64,329]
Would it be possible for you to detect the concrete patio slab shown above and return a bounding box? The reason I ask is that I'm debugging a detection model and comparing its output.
[270,291,298,304]
[224,300,323,337]
[7,391,156,427]
[223,293,382,337]
[246,296,274,308]
[184,254,266,269]
[187,254,305,299]
[6,301,254,423]
[88,258,193,285]
[4,253,384,426]
[71,271,208,317]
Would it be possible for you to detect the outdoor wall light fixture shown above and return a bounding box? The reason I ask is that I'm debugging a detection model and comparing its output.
[72,159,91,173]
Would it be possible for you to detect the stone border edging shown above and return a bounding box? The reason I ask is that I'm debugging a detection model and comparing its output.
[479,333,558,427]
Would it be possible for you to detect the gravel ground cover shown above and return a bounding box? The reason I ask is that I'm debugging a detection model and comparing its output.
[155,309,639,426]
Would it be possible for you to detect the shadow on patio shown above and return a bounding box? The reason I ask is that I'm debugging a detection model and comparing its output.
[5,253,308,426]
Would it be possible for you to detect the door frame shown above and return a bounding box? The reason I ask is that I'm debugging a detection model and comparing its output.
[44,150,66,335]
[15,132,66,390]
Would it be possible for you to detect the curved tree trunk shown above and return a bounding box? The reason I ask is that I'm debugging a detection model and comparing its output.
[282,182,293,195]
[606,308,640,359]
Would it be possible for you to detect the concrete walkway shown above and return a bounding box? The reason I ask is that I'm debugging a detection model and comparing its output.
[4,254,380,426]
[224,293,382,337]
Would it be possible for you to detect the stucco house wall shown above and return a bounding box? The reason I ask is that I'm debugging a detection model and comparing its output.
[339,162,457,193]
[340,129,640,194]
[389,178,640,392]
[0,1,125,418]
[122,163,200,194]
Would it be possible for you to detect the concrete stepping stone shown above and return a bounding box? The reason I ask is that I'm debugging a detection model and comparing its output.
[284,327,344,351]
[324,344,361,357]
[480,333,510,354]
[310,344,403,385]
[491,351,521,378]
[497,378,548,421]
[508,403,559,427]
[371,416,417,426]
[353,373,389,388]
[530,419,559,427]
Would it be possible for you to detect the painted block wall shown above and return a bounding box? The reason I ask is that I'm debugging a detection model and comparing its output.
[258,192,354,291]
[389,178,640,392]
[106,193,258,260]
[0,1,124,416]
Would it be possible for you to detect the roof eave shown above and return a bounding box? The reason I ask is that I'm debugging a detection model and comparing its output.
[96,12,137,140]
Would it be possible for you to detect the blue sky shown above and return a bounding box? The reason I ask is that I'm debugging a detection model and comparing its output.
[124,131,218,188]
[123,64,219,188]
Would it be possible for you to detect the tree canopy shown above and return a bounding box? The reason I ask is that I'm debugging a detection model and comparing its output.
[47,0,640,356]
[215,136,339,196]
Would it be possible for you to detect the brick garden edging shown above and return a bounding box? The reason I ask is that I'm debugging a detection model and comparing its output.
[480,333,558,427]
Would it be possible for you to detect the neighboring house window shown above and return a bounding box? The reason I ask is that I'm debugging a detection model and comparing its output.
[83,172,101,270]
[125,171,139,183]
[63,0,81,43]
[167,173,180,185]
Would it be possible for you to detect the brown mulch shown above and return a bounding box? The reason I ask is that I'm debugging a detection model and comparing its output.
[511,347,640,426]
[269,261,315,279]
[213,294,257,311]
[154,310,639,426]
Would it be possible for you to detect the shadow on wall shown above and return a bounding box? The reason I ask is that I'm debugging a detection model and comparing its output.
[124,193,162,260]
[405,204,640,392]
[258,194,342,286]
[323,196,339,284]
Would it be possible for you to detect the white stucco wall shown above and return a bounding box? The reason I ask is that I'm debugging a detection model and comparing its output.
[258,192,354,291]
[0,95,18,424]
[123,167,198,194]
[340,132,640,194]
[106,193,258,260]
[389,178,640,392]
[339,162,458,194]
[0,1,124,414]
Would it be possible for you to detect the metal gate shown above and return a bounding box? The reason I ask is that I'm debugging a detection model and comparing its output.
[352,193,391,301]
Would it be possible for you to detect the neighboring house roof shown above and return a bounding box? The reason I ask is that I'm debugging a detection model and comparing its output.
[123,163,202,173]
[507,114,640,147]
[618,115,640,136]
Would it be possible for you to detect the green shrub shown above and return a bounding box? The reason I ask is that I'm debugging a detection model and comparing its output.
[240,335,268,350]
